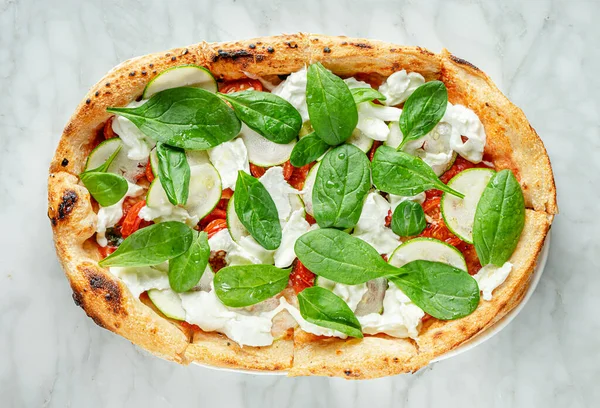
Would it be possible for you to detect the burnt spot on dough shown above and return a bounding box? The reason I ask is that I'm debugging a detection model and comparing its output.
[256,54,265,62]
[57,190,77,221]
[390,48,397,52]
[141,70,147,76]
[393,357,399,363]
[350,42,372,49]
[61,158,69,167]
[213,49,254,62]
[256,41,262,45]
[171,56,177,61]
[85,98,91,104]
[284,41,298,49]
[86,269,125,315]
[323,47,331,53]
[249,43,256,49]
[64,122,74,134]
[72,290,83,307]
[433,331,444,340]
[267,46,274,53]
[166,53,171,57]
[182,48,189,55]
[341,41,348,45]
[129,71,136,77]
[416,47,435,56]
[450,54,480,71]
[149,63,154,68]
[95,91,100,97]
[105,82,110,87]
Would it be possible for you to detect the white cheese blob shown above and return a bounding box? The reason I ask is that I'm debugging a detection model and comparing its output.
[259,167,301,224]
[96,181,144,247]
[379,70,425,106]
[388,192,426,212]
[353,192,400,255]
[271,67,309,122]
[356,103,402,141]
[180,285,285,347]
[474,262,513,301]
[344,77,371,89]
[359,283,425,339]
[109,263,170,297]
[111,101,155,160]
[278,297,347,339]
[209,229,274,266]
[333,282,368,312]
[208,138,250,191]
[445,104,486,163]
[138,178,199,227]
[274,209,310,268]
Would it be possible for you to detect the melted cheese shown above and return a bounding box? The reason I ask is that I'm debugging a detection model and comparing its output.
[208,138,250,191]
[96,181,144,247]
[474,262,513,301]
[353,192,400,255]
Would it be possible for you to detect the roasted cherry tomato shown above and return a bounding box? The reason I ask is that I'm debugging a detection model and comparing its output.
[287,163,312,190]
[282,161,294,180]
[199,207,227,230]
[120,200,147,238]
[203,219,228,239]
[290,260,315,294]
[305,213,317,225]
[98,245,117,259]
[249,163,266,178]
[219,79,263,94]
[368,141,383,161]
[145,160,154,182]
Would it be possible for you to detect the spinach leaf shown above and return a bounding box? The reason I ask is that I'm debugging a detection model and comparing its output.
[306,62,358,145]
[294,228,395,284]
[156,142,190,206]
[372,146,464,198]
[99,221,193,267]
[298,286,363,338]
[391,200,426,237]
[472,169,525,266]
[289,132,329,167]
[351,87,387,105]
[80,172,128,207]
[214,264,291,307]
[168,231,210,292]
[398,81,448,150]
[234,171,282,250]
[389,260,480,320]
[107,87,241,150]
[312,144,371,229]
[218,90,302,144]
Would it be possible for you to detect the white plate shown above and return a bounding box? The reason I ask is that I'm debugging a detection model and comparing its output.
[194,232,551,375]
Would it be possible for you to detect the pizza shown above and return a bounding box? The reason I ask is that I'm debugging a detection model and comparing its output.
[47,34,556,379]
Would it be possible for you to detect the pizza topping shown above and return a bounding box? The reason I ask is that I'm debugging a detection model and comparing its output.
[84,62,526,346]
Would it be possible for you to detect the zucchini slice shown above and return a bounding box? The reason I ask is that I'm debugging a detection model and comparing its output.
[240,126,296,167]
[388,237,467,271]
[85,138,146,182]
[147,289,186,321]
[142,65,217,99]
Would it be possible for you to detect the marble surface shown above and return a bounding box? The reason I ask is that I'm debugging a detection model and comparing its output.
[1,0,598,406]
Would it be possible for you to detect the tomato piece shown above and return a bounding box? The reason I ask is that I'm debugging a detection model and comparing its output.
[249,163,266,178]
[456,242,482,275]
[305,213,317,225]
[221,188,234,200]
[120,200,147,238]
[103,116,117,139]
[219,79,263,94]
[368,140,383,161]
[98,245,117,259]
[385,209,392,227]
[145,160,154,182]
[180,321,201,332]
[288,163,312,190]
[199,207,227,229]
[283,161,294,181]
[440,156,492,184]
[203,219,228,239]
[290,260,315,294]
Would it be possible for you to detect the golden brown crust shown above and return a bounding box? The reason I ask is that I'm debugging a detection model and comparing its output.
[49,34,556,378]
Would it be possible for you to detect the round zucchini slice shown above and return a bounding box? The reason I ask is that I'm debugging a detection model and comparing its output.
[300,162,320,216]
[226,195,249,243]
[347,129,374,153]
[240,126,296,167]
[142,65,217,99]
[441,168,495,243]
[147,289,186,321]
[85,138,146,182]
[388,237,467,271]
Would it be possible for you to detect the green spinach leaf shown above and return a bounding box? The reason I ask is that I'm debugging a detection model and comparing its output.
[289,132,329,167]
[398,81,448,150]
[294,228,395,284]
[391,200,426,237]
[298,286,363,338]
[107,87,241,150]
[80,172,128,207]
[218,90,302,144]
[312,144,371,229]
[389,260,480,320]
[351,87,387,105]
[214,264,291,307]
[168,231,210,292]
[156,142,190,206]
[372,146,464,198]
[306,62,358,145]
[472,169,525,266]
[234,171,282,250]
[99,221,193,267]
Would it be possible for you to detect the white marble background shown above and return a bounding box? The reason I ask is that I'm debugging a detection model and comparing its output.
[0,0,598,406]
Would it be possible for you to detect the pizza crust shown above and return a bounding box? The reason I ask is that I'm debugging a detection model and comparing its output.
[48,34,556,378]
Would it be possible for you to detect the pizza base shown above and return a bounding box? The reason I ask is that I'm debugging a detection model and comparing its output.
[48,34,556,379]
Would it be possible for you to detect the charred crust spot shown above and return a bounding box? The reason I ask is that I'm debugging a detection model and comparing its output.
[129,71,136,77]
[323,47,331,53]
[152,70,157,75]
[166,53,171,57]
[390,48,396,52]
[85,98,91,104]
[284,41,298,49]
[57,190,77,220]
[86,270,124,315]
[311,38,319,42]
[182,48,189,55]
[433,331,444,340]
[393,357,399,363]
[278,74,289,81]
[267,46,274,53]
[459,325,467,333]
[344,369,352,376]
[115,322,121,329]
[50,216,57,226]
[450,54,480,71]
[72,291,83,307]
[226,342,231,346]
[213,49,254,62]
[105,82,110,87]
[350,42,372,49]
[171,56,177,61]
[91,315,107,329]
[256,41,262,45]
[104,91,112,95]
[149,63,154,68]
[416,47,434,56]
[60,158,69,168]
[95,91,100,97]
[341,41,348,45]
[256,54,265,62]
[141,70,147,75]
[249,43,256,49]
[485,102,490,107]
